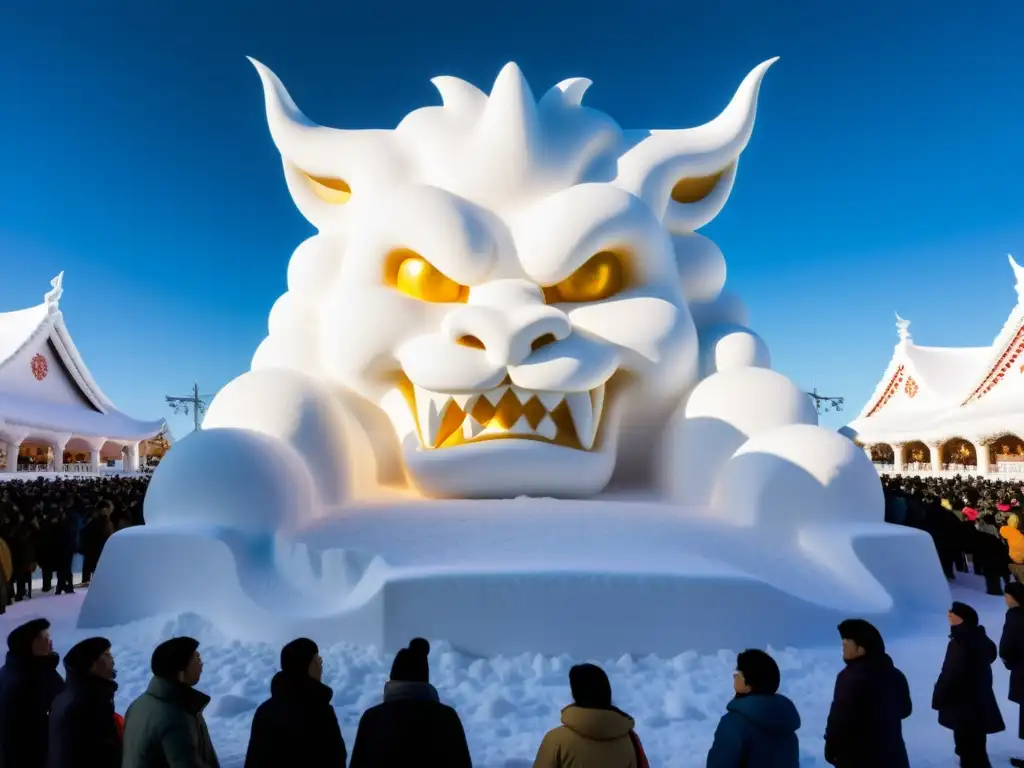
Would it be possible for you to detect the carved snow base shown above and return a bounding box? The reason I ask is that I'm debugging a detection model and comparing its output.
[80,499,949,658]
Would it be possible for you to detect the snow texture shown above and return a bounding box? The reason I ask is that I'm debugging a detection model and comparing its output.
[81,59,949,657]
[11,577,1021,768]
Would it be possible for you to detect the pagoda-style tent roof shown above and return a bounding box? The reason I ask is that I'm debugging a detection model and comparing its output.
[0,273,165,445]
[846,255,1024,446]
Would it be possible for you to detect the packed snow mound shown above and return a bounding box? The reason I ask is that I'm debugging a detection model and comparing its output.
[699,323,771,375]
[672,233,726,303]
[144,427,317,534]
[713,424,884,527]
[664,367,819,505]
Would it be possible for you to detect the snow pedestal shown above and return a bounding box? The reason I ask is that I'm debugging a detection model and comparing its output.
[81,497,950,658]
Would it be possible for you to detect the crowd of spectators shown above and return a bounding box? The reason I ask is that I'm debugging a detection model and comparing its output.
[1,603,1023,768]
[0,476,146,610]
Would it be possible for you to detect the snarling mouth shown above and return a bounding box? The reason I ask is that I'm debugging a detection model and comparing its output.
[398,377,609,451]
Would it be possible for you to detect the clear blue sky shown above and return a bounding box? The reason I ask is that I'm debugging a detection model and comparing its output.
[2,0,1022,439]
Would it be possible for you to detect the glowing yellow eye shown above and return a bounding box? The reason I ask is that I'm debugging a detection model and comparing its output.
[543,251,627,304]
[669,164,732,205]
[303,172,352,205]
[386,249,469,303]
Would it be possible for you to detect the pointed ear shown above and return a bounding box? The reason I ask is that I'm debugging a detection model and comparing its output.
[248,57,404,231]
[614,58,777,233]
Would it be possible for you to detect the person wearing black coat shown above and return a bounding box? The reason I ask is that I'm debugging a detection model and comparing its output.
[933,601,1006,768]
[1001,582,1024,767]
[0,618,66,768]
[47,636,121,768]
[824,619,911,768]
[244,637,347,768]
[350,637,472,768]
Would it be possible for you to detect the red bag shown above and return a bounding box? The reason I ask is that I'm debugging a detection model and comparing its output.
[113,712,124,742]
[628,730,649,768]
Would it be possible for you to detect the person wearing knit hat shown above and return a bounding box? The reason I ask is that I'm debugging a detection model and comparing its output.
[825,619,912,767]
[0,618,65,768]
[244,638,347,768]
[63,636,115,679]
[531,663,651,768]
[121,637,219,768]
[950,601,980,627]
[934,600,1005,767]
[389,636,431,683]
[706,649,799,766]
[1002,583,1024,766]
[349,637,472,768]
[48,637,121,768]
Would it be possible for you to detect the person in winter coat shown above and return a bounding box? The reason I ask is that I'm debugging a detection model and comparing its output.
[706,649,800,768]
[244,637,347,768]
[1003,515,1024,565]
[121,636,220,768]
[932,601,1005,768]
[47,636,121,768]
[824,619,911,768]
[1001,582,1024,768]
[0,618,66,768]
[81,502,115,585]
[350,638,471,768]
[533,662,649,768]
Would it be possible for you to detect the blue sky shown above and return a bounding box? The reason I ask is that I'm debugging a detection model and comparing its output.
[2,0,1022,439]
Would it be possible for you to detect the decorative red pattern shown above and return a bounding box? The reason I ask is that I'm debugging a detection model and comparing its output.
[30,353,48,381]
[962,321,1024,405]
[905,377,919,399]
[866,364,905,417]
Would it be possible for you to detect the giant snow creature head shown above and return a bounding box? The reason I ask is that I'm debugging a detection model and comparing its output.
[250,59,776,498]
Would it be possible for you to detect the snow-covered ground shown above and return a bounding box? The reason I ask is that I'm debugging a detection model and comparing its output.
[2,573,1020,767]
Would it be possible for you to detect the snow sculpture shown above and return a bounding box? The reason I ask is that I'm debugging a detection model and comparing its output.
[82,59,949,657]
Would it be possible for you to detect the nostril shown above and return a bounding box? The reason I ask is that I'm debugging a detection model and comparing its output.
[531,333,558,352]
[457,335,486,351]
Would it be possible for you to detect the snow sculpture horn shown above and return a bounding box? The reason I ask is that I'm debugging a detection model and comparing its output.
[247,57,405,231]
[615,57,778,232]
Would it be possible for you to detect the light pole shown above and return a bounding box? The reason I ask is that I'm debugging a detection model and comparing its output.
[806,388,844,414]
[165,382,214,432]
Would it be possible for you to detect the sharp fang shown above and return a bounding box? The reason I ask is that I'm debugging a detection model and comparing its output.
[452,393,478,411]
[481,386,507,406]
[565,391,595,450]
[414,386,441,447]
[537,391,563,410]
[463,417,486,439]
[511,386,532,404]
[509,415,532,435]
[536,414,557,440]
[591,384,606,429]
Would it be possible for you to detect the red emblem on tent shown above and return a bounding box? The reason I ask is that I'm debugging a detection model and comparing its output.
[30,353,49,381]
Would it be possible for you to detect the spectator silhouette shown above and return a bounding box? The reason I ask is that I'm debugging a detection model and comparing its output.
[933,601,1005,768]
[533,662,649,768]
[1000,582,1024,767]
[707,649,799,767]
[825,619,911,768]
[48,636,121,768]
[244,637,347,768]
[0,618,65,768]
[350,637,472,768]
[122,636,219,768]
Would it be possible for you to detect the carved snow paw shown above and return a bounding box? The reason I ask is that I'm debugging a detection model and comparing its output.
[711,423,884,528]
[202,368,367,506]
[662,367,817,505]
[144,426,319,536]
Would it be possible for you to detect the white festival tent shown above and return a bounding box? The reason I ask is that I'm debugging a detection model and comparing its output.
[845,254,1024,476]
[0,273,165,473]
